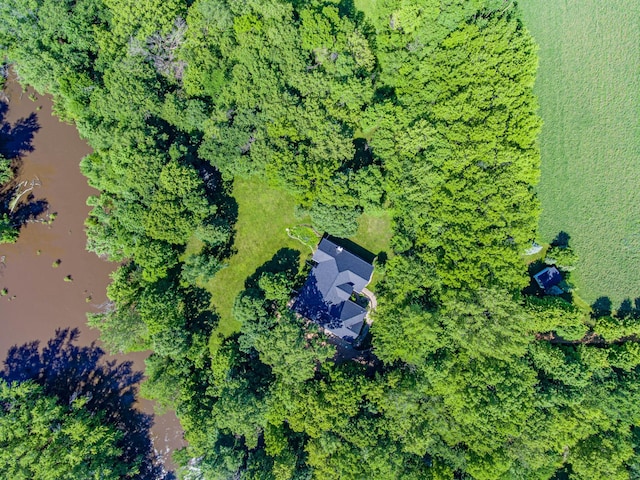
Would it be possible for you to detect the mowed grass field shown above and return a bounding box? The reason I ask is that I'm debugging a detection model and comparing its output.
[207,177,393,342]
[520,1,640,307]
[207,177,308,338]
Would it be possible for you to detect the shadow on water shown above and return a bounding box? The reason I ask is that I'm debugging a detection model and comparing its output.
[0,103,39,158]
[0,99,48,228]
[1,328,175,480]
[8,197,48,224]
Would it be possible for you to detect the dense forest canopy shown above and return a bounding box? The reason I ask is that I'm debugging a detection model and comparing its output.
[1,380,132,479]
[1,0,640,479]
[0,329,164,479]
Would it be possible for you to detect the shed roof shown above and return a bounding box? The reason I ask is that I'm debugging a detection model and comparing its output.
[533,266,562,290]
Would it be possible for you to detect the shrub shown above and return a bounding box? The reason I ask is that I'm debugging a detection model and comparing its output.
[308,202,360,238]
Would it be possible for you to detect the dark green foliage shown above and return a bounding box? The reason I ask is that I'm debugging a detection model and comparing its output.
[307,201,360,238]
[526,296,589,340]
[234,269,334,385]
[0,329,165,479]
[0,380,128,480]
[181,253,224,287]
[0,0,106,100]
[545,245,579,271]
[440,289,533,361]
[593,314,640,343]
[0,157,11,184]
[0,213,18,244]
[371,10,541,296]
[185,0,381,233]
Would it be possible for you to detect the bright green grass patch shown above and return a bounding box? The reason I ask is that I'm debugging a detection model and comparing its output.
[287,225,319,252]
[181,234,205,260]
[207,178,309,339]
[354,0,378,20]
[352,211,394,291]
[520,1,640,307]
[352,211,393,258]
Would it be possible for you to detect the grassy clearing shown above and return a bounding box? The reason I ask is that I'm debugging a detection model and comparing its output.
[354,0,377,20]
[207,177,394,344]
[520,1,640,307]
[353,211,393,257]
[181,235,205,259]
[207,177,308,338]
[352,211,393,291]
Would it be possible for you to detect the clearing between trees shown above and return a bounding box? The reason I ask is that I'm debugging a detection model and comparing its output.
[207,176,392,340]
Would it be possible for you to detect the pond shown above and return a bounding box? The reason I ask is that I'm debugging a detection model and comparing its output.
[0,77,185,473]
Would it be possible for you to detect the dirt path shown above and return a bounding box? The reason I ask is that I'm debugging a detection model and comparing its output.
[362,287,377,324]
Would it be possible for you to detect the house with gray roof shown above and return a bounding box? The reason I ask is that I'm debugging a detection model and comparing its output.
[293,237,374,343]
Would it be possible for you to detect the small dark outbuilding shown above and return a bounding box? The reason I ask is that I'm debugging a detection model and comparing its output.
[533,266,562,291]
[293,237,374,343]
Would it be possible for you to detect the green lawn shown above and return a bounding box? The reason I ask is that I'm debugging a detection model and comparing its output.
[207,177,393,343]
[207,177,308,338]
[353,211,393,258]
[351,211,393,291]
[354,0,378,20]
[520,1,640,307]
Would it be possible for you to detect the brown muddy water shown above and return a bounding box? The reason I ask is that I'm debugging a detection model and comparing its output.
[0,78,186,472]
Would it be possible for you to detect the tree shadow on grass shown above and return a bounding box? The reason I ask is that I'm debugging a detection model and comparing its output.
[551,231,571,248]
[615,298,640,320]
[187,161,239,263]
[1,328,174,480]
[245,247,301,290]
[195,161,238,224]
[591,296,613,318]
[591,296,640,320]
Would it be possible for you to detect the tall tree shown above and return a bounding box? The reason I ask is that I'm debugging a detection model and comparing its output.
[0,380,131,480]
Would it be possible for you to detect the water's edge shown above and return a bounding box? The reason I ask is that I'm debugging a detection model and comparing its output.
[0,78,185,471]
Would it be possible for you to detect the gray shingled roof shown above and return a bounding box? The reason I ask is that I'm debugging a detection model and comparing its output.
[533,266,562,290]
[294,238,373,342]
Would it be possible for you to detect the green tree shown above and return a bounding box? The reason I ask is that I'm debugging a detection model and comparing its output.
[0,380,132,480]
[308,201,360,237]
[441,289,533,362]
[0,157,11,184]
[5,0,640,478]
[0,213,18,244]
[375,11,541,295]
[545,245,579,271]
